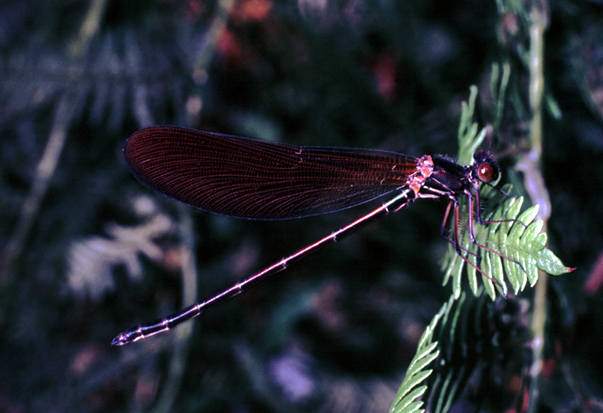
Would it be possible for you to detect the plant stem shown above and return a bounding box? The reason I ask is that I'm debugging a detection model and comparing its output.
[1,92,76,289]
[150,206,197,413]
[524,1,549,412]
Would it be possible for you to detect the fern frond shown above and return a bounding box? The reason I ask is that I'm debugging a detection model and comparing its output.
[422,291,532,413]
[441,87,574,300]
[0,28,191,132]
[389,299,450,413]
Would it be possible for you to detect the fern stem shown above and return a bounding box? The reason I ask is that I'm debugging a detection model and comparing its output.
[70,0,110,57]
[1,91,77,293]
[150,205,197,413]
[194,0,237,78]
[525,2,549,412]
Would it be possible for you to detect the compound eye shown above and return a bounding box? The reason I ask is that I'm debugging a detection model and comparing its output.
[478,162,498,183]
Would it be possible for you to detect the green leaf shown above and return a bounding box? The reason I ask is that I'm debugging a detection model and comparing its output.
[457,86,486,165]
[537,248,575,276]
[440,87,574,300]
[421,290,534,413]
[389,301,448,413]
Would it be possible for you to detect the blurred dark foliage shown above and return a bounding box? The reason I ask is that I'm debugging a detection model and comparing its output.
[0,0,600,412]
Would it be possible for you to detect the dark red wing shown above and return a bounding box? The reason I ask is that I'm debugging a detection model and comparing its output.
[124,126,417,219]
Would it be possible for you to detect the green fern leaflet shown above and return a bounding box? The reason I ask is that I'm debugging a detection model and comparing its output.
[441,87,574,300]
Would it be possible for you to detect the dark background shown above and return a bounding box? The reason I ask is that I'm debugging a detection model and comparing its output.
[0,0,601,411]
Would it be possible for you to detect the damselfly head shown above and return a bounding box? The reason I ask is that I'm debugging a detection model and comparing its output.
[472,150,500,184]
